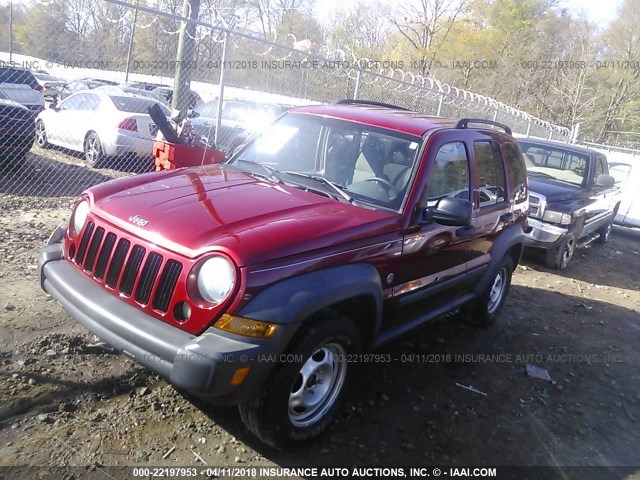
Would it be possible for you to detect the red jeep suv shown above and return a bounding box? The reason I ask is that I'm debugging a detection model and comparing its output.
[39,100,529,447]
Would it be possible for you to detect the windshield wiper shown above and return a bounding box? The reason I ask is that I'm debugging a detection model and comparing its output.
[234,159,283,183]
[284,171,355,204]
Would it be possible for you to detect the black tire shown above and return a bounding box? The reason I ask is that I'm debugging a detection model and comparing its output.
[84,132,104,168]
[596,216,614,245]
[238,311,361,448]
[545,234,576,270]
[35,120,49,148]
[465,255,514,326]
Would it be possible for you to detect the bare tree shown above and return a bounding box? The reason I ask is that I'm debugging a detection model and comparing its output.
[387,0,469,75]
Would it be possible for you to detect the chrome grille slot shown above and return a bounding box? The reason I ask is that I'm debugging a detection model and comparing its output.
[120,245,146,296]
[135,252,163,304]
[106,238,131,288]
[152,260,182,313]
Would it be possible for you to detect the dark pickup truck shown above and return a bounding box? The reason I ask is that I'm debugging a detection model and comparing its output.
[518,139,620,270]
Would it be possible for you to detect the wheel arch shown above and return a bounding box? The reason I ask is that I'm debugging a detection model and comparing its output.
[236,263,383,349]
[474,223,524,297]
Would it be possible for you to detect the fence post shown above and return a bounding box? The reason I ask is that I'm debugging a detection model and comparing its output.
[214,31,230,147]
[526,120,531,137]
[492,108,498,122]
[9,1,13,63]
[353,70,361,99]
[172,0,201,114]
[124,0,139,83]
[436,92,444,116]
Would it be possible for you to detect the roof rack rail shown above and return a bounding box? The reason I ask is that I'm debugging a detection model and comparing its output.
[455,118,512,136]
[337,99,410,111]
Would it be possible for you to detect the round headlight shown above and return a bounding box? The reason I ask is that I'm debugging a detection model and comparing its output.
[72,200,90,236]
[197,256,236,304]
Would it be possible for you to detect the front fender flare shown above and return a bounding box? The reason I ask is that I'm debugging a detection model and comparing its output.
[237,263,383,331]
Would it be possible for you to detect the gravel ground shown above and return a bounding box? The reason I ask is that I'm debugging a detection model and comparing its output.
[1,152,640,478]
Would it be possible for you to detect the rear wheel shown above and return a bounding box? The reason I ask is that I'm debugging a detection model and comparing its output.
[35,120,49,148]
[238,312,360,448]
[84,132,104,168]
[465,255,513,326]
[545,234,576,270]
[596,220,612,244]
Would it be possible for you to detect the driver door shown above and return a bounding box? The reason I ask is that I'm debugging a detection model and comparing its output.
[392,136,477,308]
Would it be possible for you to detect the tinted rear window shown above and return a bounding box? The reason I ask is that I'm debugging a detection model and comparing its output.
[0,68,36,85]
[110,96,170,115]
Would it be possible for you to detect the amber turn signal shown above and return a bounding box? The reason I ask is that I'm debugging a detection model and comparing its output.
[230,367,251,386]
[214,314,279,338]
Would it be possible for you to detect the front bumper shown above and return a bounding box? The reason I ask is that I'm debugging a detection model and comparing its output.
[38,243,286,404]
[523,217,569,249]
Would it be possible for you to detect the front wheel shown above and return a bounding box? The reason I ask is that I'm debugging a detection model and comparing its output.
[545,234,576,270]
[238,312,360,448]
[465,255,514,326]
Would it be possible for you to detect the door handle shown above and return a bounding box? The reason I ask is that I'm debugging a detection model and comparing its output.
[500,212,513,222]
[456,225,475,237]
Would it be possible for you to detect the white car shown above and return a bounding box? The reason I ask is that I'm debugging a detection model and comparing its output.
[608,160,640,228]
[35,86,170,168]
[0,66,45,114]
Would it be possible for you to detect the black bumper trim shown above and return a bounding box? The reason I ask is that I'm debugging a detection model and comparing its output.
[39,244,285,404]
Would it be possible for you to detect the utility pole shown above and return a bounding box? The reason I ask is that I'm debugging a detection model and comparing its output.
[172,0,201,114]
[9,1,13,63]
[124,0,139,82]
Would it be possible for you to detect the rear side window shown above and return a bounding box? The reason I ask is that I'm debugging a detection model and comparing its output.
[503,142,528,204]
[474,141,507,207]
[0,68,35,85]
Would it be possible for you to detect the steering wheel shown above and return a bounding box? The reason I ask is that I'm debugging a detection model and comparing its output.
[365,177,400,200]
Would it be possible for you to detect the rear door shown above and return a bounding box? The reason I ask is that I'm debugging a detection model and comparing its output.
[466,134,512,269]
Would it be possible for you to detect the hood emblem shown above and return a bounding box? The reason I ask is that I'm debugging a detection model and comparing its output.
[129,215,149,227]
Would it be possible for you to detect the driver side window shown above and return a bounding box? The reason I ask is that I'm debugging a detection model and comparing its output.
[421,142,470,208]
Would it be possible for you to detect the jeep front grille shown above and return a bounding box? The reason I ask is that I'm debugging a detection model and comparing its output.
[73,221,182,313]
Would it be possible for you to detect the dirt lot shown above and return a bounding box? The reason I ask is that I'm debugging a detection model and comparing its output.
[1,153,640,478]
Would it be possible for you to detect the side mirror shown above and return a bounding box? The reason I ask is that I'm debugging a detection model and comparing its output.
[596,174,615,188]
[422,197,473,226]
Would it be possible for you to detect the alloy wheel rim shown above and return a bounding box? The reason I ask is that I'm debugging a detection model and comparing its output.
[562,238,575,268]
[86,138,99,163]
[288,342,347,428]
[36,123,46,146]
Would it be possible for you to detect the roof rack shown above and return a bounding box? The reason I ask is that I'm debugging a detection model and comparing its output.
[337,99,410,111]
[455,118,512,136]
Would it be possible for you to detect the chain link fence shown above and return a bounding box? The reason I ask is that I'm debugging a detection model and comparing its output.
[0,0,571,200]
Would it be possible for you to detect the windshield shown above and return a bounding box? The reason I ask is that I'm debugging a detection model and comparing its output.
[110,96,170,115]
[519,142,590,186]
[228,113,422,211]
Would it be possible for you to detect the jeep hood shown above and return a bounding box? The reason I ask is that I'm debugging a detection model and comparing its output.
[528,176,583,202]
[88,165,395,266]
